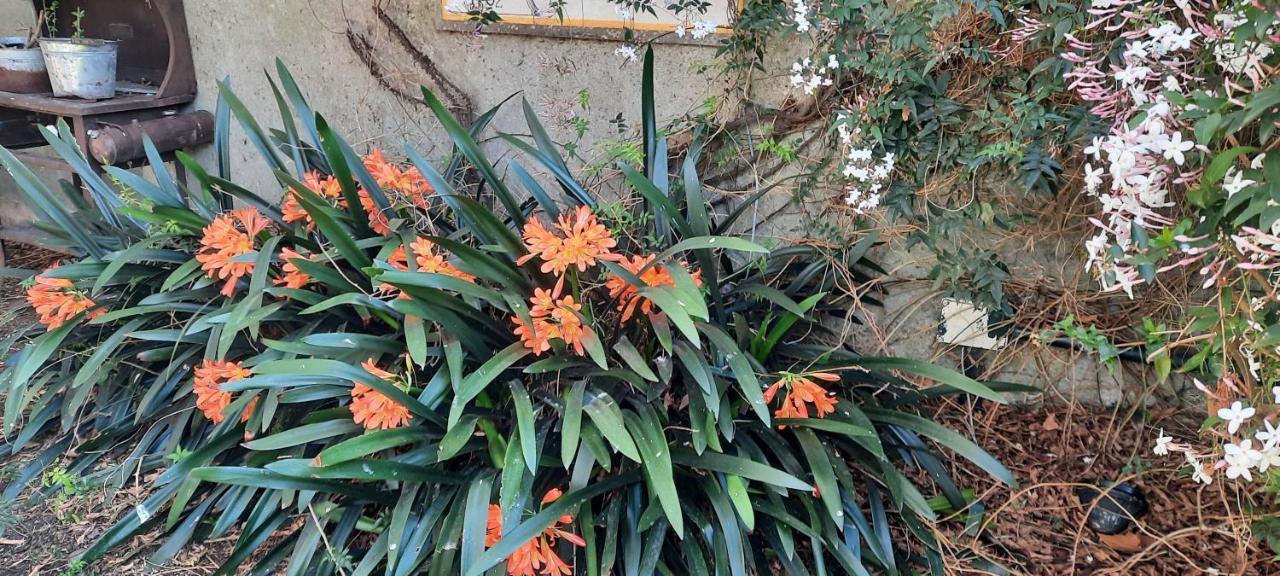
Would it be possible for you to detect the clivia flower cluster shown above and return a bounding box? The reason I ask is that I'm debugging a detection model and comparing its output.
[765,370,839,424]
[196,207,269,297]
[25,266,103,331]
[487,488,583,576]
[280,148,433,236]
[193,359,255,424]
[187,150,457,431]
[351,359,412,430]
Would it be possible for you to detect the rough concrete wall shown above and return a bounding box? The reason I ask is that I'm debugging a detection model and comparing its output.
[180,0,732,193]
[0,2,34,36]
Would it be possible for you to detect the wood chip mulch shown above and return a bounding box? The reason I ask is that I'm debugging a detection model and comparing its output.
[925,400,1277,575]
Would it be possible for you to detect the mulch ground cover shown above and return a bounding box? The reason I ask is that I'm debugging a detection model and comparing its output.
[929,399,1276,575]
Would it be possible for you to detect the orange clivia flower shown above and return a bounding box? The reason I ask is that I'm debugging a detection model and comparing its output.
[274,247,312,290]
[517,206,619,277]
[197,208,269,297]
[764,371,841,425]
[605,254,702,322]
[378,245,412,298]
[379,238,475,297]
[409,237,474,282]
[350,359,411,430]
[193,359,254,424]
[486,488,583,576]
[359,188,395,236]
[363,149,432,205]
[25,267,103,330]
[281,171,343,228]
[512,289,587,356]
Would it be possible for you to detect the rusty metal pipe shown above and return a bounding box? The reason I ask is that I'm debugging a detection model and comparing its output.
[88,109,214,165]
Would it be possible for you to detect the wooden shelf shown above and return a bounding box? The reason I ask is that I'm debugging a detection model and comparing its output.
[0,89,193,116]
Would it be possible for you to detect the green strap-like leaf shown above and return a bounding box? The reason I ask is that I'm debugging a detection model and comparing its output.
[625,405,683,537]
[862,407,1016,487]
[449,342,528,428]
[854,357,1006,403]
[242,419,363,450]
[582,390,641,462]
[670,447,812,491]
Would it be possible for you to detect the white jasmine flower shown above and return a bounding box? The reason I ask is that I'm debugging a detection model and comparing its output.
[1162,76,1182,93]
[1251,153,1266,170]
[1259,446,1280,473]
[1224,439,1262,481]
[1223,168,1257,197]
[1084,136,1105,160]
[1218,401,1256,435]
[1257,419,1280,448]
[1244,346,1262,379]
[1152,429,1174,456]
[1166,28,1198,52]
[1114,63,1151,86]
[827,54,839,69]
[614,45,638,63]
[1215,41,1274,74]
[1147,98,1171,118]
[1123,40,1150,61]
[1084,164,1104,194]
[1186,453,1213,485]
[674,25,686,38]
[614,5,633,19]
[849,148,872,162]
[1215,12,1245,32]
[792,0,811,33]
[690,19,716,39]
[1273,385,1280,405]
[1161,132,1193,165]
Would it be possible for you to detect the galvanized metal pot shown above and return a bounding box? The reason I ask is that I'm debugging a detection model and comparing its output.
[0,36,51,94]
[40,37,118,99]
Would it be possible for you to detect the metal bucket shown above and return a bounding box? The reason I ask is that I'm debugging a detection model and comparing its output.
[0,37,51,94]
[40,38,118,99]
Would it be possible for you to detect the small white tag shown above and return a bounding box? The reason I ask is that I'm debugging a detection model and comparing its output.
[938,297,1007,350]
[135,503,152,523]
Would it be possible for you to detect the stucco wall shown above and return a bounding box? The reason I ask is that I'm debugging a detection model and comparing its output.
[0,0,736,208]
[183,0,733,192]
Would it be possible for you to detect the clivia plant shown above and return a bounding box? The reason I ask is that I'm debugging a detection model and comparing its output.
[0,48,1016,574]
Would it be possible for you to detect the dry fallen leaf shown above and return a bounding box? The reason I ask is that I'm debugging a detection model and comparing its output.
[1041,412,1060,431]
[1099,532,1142,552]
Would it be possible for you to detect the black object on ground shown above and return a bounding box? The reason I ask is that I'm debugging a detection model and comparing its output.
[1074,481,1149,535]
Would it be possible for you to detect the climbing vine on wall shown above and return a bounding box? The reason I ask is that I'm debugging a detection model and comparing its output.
[715,0,1096,318]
